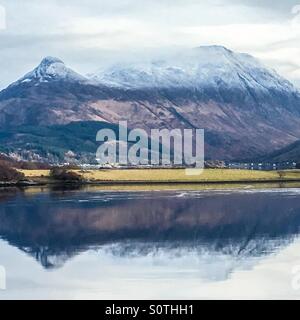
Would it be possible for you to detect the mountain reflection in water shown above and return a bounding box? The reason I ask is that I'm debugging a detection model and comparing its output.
[0,187,300,272]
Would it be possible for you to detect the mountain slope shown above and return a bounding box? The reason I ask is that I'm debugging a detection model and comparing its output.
[1,47,300,161]
[0,121,120,163]
[260,140,300,162]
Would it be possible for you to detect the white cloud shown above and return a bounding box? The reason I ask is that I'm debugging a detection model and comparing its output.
[1,0,300,88]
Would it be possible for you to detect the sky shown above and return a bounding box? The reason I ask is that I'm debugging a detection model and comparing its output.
[1,0,300,89]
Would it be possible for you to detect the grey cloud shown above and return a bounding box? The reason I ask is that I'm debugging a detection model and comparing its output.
[225,0,300,19]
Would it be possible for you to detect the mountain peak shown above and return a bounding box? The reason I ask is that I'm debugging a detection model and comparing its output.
[39,56,65,67]
[11,56,86,86]
[194,45,232,52]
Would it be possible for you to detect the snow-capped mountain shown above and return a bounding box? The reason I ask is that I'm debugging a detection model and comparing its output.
[91,46,297,94]
[1,45,300,161]
[10,56,87,87]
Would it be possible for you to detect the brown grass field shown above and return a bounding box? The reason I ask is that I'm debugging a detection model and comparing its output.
[19,168,300,183]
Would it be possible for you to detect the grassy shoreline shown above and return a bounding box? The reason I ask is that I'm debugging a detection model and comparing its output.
[17,168,300,185]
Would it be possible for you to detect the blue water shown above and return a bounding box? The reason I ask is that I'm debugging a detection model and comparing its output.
[0,186,300,299]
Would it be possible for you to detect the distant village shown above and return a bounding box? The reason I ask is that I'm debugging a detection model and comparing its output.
[73,161,298,171]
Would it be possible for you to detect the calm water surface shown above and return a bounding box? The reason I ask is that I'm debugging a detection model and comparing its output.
[1,185,300,299]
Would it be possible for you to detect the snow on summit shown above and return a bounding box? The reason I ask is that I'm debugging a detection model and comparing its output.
[90,45,297,93]
[12,56,87,86]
